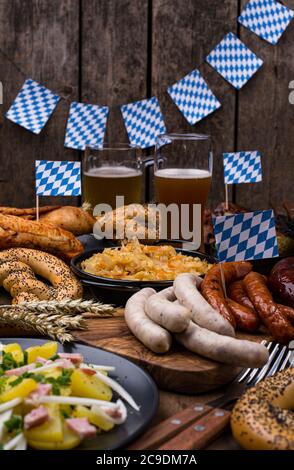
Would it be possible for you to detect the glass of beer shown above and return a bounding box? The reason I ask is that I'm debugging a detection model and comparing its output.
[83,144,142,210]
[154,133,213,248]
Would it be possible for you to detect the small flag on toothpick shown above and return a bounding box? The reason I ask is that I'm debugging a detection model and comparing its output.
[223,151,262,184]
[238,0,294,45]
[212,210,279,262]
[35,160,81,196]
[6,79,60,134]
[206,32,263,90]
[121,96,166,149]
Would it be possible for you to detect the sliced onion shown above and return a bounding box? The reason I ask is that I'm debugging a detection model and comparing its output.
[91,369,140,411]
[14,434,27,450]
[4,432,25,450]
[0,398,22,414]
[38,395,118,409]
[0,409,13,441]
[92,399,127,425]
[83,363,116,372]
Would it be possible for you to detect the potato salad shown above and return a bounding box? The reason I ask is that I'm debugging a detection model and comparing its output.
[0,342,139,450]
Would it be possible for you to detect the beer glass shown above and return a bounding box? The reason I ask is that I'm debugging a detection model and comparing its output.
[83,144,142,209]
[154,133,213,248]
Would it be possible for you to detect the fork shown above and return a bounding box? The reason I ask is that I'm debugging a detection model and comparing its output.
[128,341,293,450]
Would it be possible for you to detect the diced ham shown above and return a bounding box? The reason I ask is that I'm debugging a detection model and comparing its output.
[59,359,75,369]
[35,357,51,365]
[5,364,35,376]
[103,407,123,419]
[59,353,83,365]
[80,367,96,376]
[66,418,96,439]
[25,383,52,405]
[24,406,49,430]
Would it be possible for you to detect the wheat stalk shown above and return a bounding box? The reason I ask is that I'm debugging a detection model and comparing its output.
[0,299,115,317]
[0,308,87,343]
[81,201,92,213]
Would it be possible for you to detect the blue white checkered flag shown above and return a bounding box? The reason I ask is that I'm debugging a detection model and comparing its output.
[206,32,263,90]
[223,151,262,184]
[238,0,294,45]
[213,210,279,262]
[167,69,221,125]
[65,102,109,150]
[35,160,81,196]
[6,79,60,134]
[121,96,166,149]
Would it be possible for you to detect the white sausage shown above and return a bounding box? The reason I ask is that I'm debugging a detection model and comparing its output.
[146,287,191,333]
[175,321,269,367]
[174,273,235,337]
[124,288,172,353]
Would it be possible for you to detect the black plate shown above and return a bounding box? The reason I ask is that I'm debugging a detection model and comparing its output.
[72,235,216,305]
[0,338,159,450]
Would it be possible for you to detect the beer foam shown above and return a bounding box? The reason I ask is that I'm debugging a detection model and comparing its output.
[84,166,142,178]
[155,168,211,179]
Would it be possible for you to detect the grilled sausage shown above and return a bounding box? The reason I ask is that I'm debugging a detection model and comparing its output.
[244,271,294,344]
[201,262,252,329]
[227,299,260,332]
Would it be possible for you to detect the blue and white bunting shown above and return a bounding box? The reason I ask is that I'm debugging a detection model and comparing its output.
[6,79,60,134]
[238,0,294,45]
[167,69,221,125]
[64,102,109,151]
[213,210,279,262]
[35,160,81,196]
[206,32,263,90]
[223,151,262,184]
[121,96,166,149]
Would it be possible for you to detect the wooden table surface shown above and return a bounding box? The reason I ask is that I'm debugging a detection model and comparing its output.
[0,291,240,450]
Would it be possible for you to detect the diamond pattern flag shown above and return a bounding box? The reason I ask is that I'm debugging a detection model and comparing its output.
[167,69,221,125]
[121,96,166,149]
[223,151,262,184]
[6,79,60,134]
[35,160,81,196]
[65,102,109,150]
[206,32,263,90]
[213,210,279,262]
[238,0,294,45]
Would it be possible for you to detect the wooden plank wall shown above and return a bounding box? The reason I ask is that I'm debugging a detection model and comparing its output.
[0,0,293,209]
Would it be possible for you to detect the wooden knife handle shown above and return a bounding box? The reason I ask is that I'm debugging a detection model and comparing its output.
[128,404,212,450]
[158,408,230,451]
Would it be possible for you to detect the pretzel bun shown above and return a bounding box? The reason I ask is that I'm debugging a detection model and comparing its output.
[231,368,294,450]
[0,248,82,303]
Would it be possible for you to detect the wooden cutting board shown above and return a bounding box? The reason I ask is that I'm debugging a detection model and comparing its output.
[74,312,266,394]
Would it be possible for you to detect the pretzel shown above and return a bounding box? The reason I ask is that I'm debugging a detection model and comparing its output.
[0,248,83,304]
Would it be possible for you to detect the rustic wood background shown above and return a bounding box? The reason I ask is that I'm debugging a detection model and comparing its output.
[0,0,294,209]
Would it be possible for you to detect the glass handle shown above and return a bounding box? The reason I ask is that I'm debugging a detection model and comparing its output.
[142,156,155,203]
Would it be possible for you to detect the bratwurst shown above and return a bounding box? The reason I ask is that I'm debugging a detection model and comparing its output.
[244,271,294,344]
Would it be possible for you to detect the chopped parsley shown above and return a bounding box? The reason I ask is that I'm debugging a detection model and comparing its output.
[49,354,60,361]
[46,368,73,395]
[60,409,71,419]
[0,376,8,393]
[9,371,46,388]
[4,415,23,434]
[21,351,28,366]
[0,352,18,374]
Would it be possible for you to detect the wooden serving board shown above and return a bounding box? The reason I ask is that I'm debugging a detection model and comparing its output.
[74,312,266,394]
